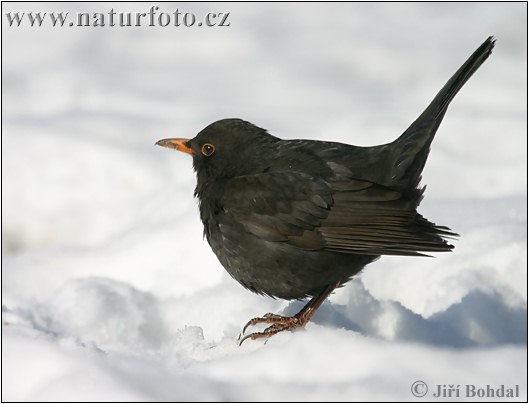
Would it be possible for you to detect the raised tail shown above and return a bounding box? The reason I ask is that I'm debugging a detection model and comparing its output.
[391,36,495,190]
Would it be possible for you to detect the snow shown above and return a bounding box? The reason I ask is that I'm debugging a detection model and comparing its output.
[2,2,527,401]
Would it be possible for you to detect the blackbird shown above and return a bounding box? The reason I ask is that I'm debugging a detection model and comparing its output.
[157,37,495,344]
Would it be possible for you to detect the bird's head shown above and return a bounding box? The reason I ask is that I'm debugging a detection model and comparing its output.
[156,119,279,182]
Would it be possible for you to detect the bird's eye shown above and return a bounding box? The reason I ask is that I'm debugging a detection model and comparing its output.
[201,143,215,157]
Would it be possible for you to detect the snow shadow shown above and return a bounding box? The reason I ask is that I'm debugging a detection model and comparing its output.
[281,279,527,348]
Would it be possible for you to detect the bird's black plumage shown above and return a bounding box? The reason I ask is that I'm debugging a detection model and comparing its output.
[157,37,495,339]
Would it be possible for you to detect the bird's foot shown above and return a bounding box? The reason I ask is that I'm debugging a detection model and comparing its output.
[238,312,307,345]
[238,283,340,346]
[241,312,293,334]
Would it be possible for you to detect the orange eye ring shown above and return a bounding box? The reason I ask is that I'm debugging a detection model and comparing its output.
[201,143,215,157]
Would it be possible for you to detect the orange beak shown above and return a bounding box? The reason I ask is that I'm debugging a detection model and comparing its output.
[155,138,194,155]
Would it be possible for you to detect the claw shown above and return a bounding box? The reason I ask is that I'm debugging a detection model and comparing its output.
[241,313,291,335]
[239,322,300,346]
[238,333,255,346]
[242,313,277,334]
[241,319,254,335]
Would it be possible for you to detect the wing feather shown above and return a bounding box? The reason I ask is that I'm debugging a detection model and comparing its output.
[215,171,456,256]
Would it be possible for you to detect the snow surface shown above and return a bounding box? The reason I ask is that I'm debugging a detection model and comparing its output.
[2,2,527,402]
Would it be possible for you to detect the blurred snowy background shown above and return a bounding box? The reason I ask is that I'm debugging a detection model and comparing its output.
[2,2,527,401]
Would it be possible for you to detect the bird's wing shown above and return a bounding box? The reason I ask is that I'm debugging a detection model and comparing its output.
[321,161,456,256]
[320,184,456,256]
[217,172,332,250]
[217,171,455,256]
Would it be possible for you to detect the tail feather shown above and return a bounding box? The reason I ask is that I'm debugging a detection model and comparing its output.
[391,36,495,189]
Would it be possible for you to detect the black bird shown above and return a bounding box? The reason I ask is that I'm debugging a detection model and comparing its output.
[157,37,495,344]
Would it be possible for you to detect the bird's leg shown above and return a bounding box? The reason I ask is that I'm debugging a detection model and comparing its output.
[239,282,339,345]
